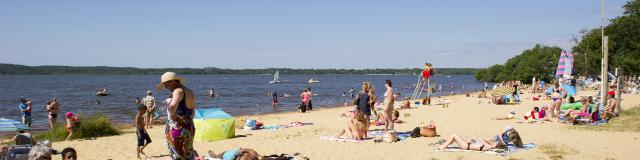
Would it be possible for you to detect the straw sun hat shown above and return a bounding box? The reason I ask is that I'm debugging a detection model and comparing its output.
[156,72,186,91]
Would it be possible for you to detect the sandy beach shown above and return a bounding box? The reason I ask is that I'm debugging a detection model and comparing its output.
[50,90,640,160]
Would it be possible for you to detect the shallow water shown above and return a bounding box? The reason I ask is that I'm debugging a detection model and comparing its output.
[0,74,488,130]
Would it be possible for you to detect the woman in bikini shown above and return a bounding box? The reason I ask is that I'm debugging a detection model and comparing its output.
[439,127,523,151]
[545,88,563,121]
[335,113,367,140]
[382,80,395,131]
[46,98,59,129]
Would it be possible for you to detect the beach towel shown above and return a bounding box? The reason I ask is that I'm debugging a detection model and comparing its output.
[288,122,313,127]
[367,131,412,141]
[320,136,374,143]
[435,143,536,156]
[260,125,289,130]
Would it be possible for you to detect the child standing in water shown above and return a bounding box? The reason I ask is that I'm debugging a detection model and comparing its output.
[136,98,152,159]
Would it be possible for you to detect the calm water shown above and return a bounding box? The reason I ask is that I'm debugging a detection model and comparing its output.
[0,74,487,129]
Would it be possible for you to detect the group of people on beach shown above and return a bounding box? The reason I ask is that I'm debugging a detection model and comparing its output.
[336,80,398,140]
[16,97,81,141]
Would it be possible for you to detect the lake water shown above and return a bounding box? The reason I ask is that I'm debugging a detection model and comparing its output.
[0,74,487,130]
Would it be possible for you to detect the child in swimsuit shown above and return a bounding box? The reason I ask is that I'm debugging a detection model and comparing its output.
[65,112,79,141]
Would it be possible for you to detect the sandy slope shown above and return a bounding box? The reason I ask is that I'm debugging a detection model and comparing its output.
[52,90,640,160]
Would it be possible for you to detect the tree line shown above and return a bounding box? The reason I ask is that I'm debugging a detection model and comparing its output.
[476,0,640,83]
[0,63,479,75]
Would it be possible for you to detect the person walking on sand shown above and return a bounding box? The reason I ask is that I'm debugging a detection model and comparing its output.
[135,98,152,159]
[46,98,60,129]
[18,98,32,127]
[143,91,156,129]
[157,72,197,160]
[65,112,80,141]
[382,80,395,131]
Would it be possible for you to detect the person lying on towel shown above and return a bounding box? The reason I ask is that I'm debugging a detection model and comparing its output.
[438,126,524,151]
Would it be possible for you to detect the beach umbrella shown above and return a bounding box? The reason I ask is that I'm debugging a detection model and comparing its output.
[0,118,30,132]
[490,86,516,97]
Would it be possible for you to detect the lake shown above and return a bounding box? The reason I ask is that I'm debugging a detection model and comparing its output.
[0,74,488,130]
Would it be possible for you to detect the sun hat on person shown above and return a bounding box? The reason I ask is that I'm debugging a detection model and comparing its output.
[66,112,73,118]
[156,72,186,91]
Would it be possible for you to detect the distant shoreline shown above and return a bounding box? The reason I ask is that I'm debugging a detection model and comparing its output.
[0,63,480,75]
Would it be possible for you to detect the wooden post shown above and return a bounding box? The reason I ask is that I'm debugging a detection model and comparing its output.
[600,0,608,107]
[615,68,622,114]
[601,36,609,107]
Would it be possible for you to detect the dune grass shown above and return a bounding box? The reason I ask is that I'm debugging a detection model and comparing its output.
[36,114,120,142]
[570,105,640,132]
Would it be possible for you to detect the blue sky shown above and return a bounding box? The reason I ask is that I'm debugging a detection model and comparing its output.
[0,1,629,69]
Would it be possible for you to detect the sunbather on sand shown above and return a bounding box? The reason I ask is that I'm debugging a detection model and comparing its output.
[604,92,620,120]
[206,148,262,160]
[438,127,523,151]
[401,97,411,109]
[373,110,403,124]
[335,113,367,140]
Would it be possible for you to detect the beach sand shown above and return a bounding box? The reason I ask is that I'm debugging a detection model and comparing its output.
[51,90,640,160]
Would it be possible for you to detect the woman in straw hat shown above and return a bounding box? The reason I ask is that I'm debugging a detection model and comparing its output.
[157,72,197,160]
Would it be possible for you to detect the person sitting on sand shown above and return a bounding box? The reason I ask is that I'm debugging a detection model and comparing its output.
[401,97,410,109]
[561,97,595,123]
[373,110,403,125]
[136,99,152,159]
[604,92,620,120]
[335,113,367,140]
[61,147,77,160]
[438,126,524,151]
[65,112,80,141]
[477,89,487,98]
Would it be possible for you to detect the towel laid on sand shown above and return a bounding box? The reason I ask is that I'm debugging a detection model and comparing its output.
[367,131,412,141]
[435,143,536,156]
[320,136,374,143]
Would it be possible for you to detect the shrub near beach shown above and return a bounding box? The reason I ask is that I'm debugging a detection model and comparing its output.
[37,114,120,141]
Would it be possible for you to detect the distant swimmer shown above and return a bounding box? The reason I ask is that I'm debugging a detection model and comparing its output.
[272,90,278,108]
[208,88,217,97]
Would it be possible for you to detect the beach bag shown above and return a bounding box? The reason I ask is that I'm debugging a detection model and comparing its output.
[383,131,398,143]
[420,121,437,137]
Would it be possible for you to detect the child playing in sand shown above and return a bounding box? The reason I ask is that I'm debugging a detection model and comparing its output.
[135,99,152,159]
[523,107,542,122]
[65,112,80,141]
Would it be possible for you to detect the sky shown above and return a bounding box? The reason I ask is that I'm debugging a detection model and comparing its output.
[0,1,630,69]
